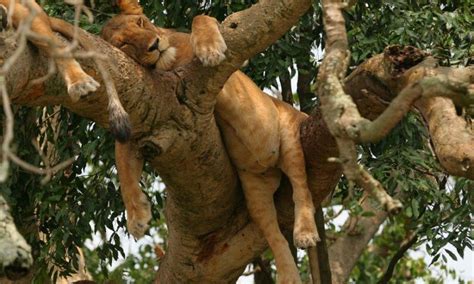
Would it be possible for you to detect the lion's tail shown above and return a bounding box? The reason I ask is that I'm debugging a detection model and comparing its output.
[49,17,131,142]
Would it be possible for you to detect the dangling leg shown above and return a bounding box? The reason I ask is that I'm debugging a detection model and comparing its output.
[0,0,99,101]
[115,141,152,238]
[279,116,319,248]
[240,169,301,284]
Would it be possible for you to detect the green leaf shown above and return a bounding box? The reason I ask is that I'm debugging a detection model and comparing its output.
[445,249,457,261]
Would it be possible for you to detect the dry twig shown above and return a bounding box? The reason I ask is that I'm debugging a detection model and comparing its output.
[0,0,103,183]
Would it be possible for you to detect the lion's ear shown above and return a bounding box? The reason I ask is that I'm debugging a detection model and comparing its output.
[117,0,143,15]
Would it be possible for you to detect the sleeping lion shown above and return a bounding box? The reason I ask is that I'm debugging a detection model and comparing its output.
[102,1,319,282]
[0,0,130,141]
[45,0,318,282]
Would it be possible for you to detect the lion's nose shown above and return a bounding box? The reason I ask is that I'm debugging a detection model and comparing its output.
[148,38,160,52]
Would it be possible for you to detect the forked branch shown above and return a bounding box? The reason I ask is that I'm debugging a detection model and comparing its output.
[317,0,402,213]
[317,0,473,215]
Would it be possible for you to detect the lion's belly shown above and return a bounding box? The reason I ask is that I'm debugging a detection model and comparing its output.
[215,71,280,172]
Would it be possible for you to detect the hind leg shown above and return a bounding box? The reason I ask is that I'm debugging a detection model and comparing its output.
[240,169,301,284]
[279,118,319,248]
[0,0,99,101]
[115,141,152,239]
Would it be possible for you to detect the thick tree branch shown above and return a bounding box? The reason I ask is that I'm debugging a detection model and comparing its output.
[415,97,474,178]
[356,70,473,143]
[0,195,33,280]
[185,0,312,108]
[2,0,315,282]
[343,48,474,179]
[317,0,402,214]
[308,208,332,284]
[2,0,471,282]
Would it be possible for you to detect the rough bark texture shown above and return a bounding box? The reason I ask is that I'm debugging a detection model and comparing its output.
[1,1,314,282]
[0,195,33,280]
[344,49,474,179]
[1,0,472,282]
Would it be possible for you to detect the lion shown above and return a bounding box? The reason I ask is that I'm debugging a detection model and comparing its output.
[0,0,130,141]
[104,0,319,282]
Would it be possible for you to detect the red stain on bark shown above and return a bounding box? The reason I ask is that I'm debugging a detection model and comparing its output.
[197,232,230,262]
[24,83,45,101]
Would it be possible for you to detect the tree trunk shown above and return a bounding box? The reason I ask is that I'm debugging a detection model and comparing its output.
[1,1,472,282]
[0,195,33,280]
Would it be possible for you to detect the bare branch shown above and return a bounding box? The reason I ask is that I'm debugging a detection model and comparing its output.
[378,231,419,284]
[317,0,402,214]
[356,69,474,143]
[313,208,332,284]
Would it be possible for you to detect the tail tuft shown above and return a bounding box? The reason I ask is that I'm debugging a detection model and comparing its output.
[109,104,131,143]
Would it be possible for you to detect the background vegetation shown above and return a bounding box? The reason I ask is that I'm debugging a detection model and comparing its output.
[1,0,472,282]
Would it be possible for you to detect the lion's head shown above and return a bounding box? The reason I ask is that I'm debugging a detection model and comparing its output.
[102,1,178,70]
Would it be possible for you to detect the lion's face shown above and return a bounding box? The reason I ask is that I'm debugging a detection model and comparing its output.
[102,14,175,69]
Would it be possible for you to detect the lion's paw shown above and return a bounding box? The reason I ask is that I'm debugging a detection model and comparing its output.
[294,230,319,248]
[126,196,152,239]
[293,221,319,248]
[67,74,100,102]
[192,34,227,67]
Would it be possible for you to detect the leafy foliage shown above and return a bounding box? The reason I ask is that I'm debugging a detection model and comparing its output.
[328,113,473,282]
[347,0,473,66]
[0,0,472,283]
[0,107,129,281]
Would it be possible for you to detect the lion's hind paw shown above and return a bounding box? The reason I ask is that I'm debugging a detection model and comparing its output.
[294,225,320,248]
[126,196,152,239]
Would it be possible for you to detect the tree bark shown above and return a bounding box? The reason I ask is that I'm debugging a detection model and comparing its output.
[0,195,33,280]
[1,0,314,282]
[1,1,472,282]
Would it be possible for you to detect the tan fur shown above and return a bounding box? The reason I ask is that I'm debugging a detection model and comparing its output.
[0,0,99,101]
[3,1,130,142]
[104,1,318,282]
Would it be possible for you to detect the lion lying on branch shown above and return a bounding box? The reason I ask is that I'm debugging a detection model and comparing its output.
[4,0,320,282]
[98,1,319,282]
[0,0,131,141]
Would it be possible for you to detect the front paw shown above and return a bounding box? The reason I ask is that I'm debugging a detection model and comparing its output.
[293,218,319,248]
[191,32,227,67]
[67,74,100,102]
[126,195,152,239]
[294,230,319,249]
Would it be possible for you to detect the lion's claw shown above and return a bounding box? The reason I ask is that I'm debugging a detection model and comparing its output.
[294,231,319,248]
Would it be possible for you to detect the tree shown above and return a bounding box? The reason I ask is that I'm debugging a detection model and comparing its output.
[0,0,472,283]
